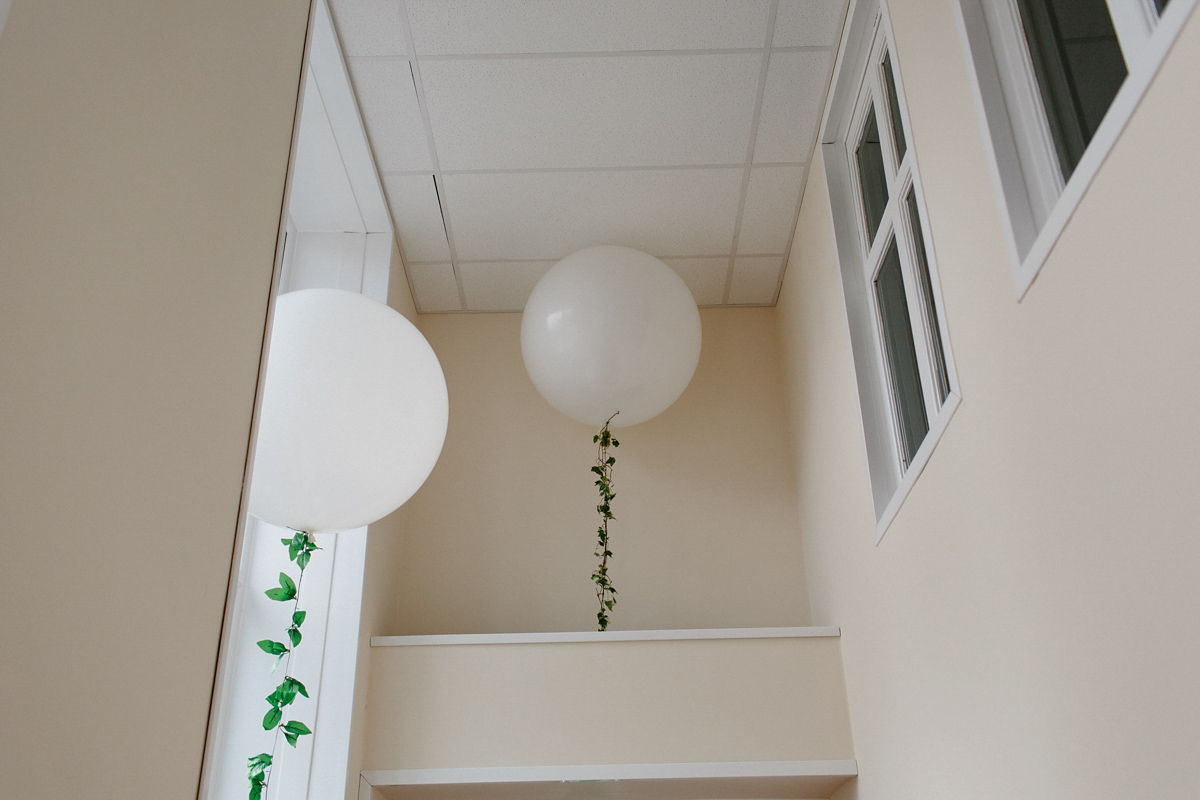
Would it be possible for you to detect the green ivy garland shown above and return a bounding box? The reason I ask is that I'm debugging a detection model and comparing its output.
[246,531,320,800]
[590,413,620,631]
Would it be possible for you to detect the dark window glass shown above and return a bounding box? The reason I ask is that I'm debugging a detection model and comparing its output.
[875,239,928,467]
[1015,0,1127,181]
[881,53,907,162]
[1155,0,1171,13]
[905,190,950,405]
[855,105,888,244]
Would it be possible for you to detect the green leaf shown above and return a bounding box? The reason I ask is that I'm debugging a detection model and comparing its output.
[283,720,312,736]
[247,753,272,778]
[250,782,263,800]
[297,550,311,571]
[287,627,302,647]
[262,707,282,730]
[265,572,296,601]
[292,610,307,626]
[257,639,288,656]
[282,729,298,747]
[285,676,310,698]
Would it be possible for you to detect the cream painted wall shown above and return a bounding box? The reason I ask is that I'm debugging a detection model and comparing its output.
[0,1,309,798]
[776,4,1200,799]
[365,636,852,769]
[385,308,810,634]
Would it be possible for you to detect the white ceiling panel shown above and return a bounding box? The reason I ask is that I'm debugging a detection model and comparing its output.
[772,0,848,48]
[347,58,432,172]
[408,263,462,312]
[729,256,785,304]
[329,0,844,310]
[736,166,806,255]
[443,168,744,261]
[406,0,772,55]
[420,54,762,170]
[753,50,832,164]
[328,0,407,57]
[382,174,451,262]
[460,261,555,312]
[660,257,731,306]
[290,74,366,233]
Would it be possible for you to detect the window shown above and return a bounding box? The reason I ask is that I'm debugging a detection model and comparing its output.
[823,1,960,541]
[955,0,1195,297]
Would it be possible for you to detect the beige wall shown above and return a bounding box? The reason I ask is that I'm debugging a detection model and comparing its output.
[777,4,1200,799]
[385,308,810,634]
[0,1,309,797]
[365,636,851,769]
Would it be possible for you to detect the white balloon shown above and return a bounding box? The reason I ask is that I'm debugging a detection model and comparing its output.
[521,246,702,428]
[249,289,448,532]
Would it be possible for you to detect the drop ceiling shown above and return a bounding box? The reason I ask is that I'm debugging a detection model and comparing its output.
[327,0,848,313]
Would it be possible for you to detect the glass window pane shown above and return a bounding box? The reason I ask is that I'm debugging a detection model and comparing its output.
[855,104,888,245]
[875,239,928,467]
[906,190,950,405]
[1014,0,1127,180]
[881,53,907,162]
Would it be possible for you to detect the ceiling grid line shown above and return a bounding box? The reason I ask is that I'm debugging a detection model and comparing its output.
[395,0,467,311]
[352,45,833,62]
[722,0,780,305]
[404,253,789,267]
[379,163,809,178]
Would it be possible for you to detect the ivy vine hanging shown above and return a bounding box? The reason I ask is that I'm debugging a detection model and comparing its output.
[246,531,319,800]
[590,413,620,631]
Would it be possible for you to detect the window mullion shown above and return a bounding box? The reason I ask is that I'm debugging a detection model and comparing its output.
[893,172,941,422]
[1105,0,1154,65]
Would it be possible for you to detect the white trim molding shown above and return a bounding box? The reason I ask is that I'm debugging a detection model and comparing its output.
[372,626,840,647]
[954,0,1199,299]
[362,760,860,788]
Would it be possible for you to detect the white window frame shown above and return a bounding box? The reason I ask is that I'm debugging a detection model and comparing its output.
[954,0,1198,299]
[822,0,961,543]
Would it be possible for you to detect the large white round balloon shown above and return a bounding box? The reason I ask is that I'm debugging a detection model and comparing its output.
[521,246,701,428]
[249,289,448,532]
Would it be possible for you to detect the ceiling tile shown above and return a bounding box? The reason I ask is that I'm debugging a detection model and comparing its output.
[460,261,555,312]
[408,263,461,312]
[729,256,785,304]
[753,50,832,164]
[382,174,451,262]
[736,166,805,255]
[347,58,432,172]
[328,0,407,57]
[442,169,743,261]
[421,54,761,170]
[660,257,730,306]
[406,0,772,55]
[772,0,848,48]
